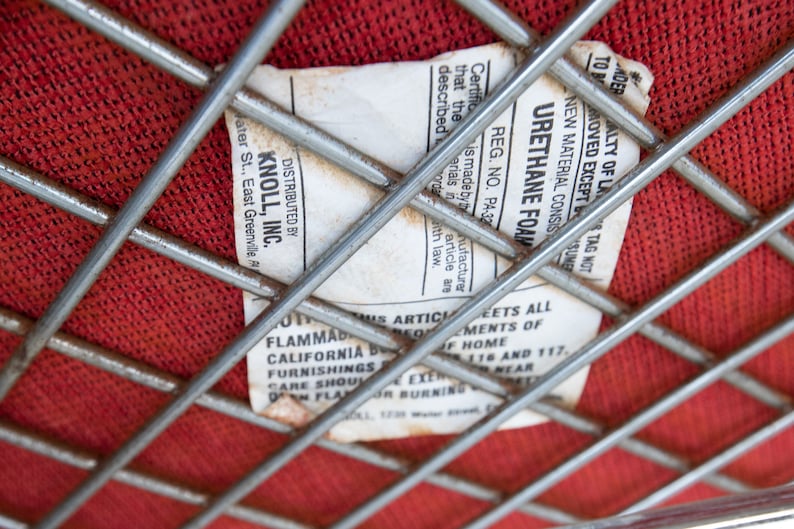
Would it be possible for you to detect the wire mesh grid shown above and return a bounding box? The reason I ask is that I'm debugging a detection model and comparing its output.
[0,0,792,528]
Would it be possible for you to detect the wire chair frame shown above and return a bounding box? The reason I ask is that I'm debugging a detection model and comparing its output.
[0,0,792,528]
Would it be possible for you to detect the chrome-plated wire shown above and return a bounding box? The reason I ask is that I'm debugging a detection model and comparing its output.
[459,313,794,529]
[324,44,794,528]
[0,421,311,529]
[0,305,577,525]
[12,1,307,526]
[1,1,789,528]
[0,156,758,502]
[34,0,792,414]
[0,512,27,529]
[621,410,794,515]
[29,2,617,527]
[42,0,794,271]
[0,0,306,406]
[456,0,794,263]
[559,483,794,529]
[32,0,793,415]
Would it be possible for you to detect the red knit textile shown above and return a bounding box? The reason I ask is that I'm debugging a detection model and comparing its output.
[1,0,793,528]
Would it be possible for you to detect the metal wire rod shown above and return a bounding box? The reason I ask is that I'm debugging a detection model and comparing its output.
[324,43,794,527]
[0,305,578,525]
[560,483,794,529]
[0,143,790,424]
[0,512,27,529]
[15,0,788,520]
[41,0,515,259]
[0,164,760,502]
[44,0,794,272]
[3,0,784,524]
[32,3,615,527]
[621,410,794,515]
[456,0,794,263]
[0,0,306,405]
[536,266,791,412]
[455,301,794,526]
[33,0,792,415]
[0,421,311,529]
[330,211,794,529]
[35,0,791,413]
[0,163,754,520]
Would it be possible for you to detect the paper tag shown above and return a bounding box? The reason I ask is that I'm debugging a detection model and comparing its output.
[225,42,653,442]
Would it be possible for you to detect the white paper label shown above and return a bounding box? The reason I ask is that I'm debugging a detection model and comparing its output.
[226,42,653,442]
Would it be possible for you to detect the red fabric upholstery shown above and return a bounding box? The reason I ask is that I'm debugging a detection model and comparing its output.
[0,0,792,527]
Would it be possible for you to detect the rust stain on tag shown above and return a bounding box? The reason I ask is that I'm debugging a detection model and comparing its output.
[260,393,315,430]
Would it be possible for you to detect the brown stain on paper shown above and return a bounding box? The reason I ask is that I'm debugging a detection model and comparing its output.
[261,393,315,429]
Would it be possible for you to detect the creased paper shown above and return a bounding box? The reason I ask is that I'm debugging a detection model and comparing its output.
[225,42,653,442]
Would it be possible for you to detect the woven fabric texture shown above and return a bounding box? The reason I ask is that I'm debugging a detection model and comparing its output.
[1,0,793,528]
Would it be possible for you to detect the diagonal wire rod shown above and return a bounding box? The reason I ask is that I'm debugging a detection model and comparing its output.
[22,0,790,468]
[13,0,792,524]
[0,0,306,403]
[0,512,27,529]
[31,2,617,527]
[35,0,791,412]
[558,483,794,529]
[2,154,785,467]
[620,410,794,516]
[460,312,794,529]
[42,0,794,272]
[0,305,578,525]
[34,0,793,414]
[0,421,312,529]
[324,45,794,529]
[0,158,762,502]
[455,0,794,262]
[336,207,794,529]
[1,0,784,524]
